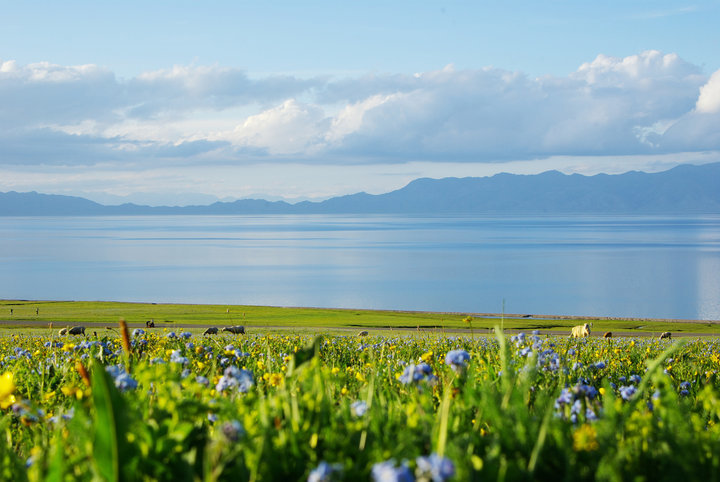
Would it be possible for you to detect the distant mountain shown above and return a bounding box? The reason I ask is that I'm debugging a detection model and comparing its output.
[2,162,720,216]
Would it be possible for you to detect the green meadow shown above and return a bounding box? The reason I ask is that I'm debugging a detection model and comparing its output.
[1,299,719,336]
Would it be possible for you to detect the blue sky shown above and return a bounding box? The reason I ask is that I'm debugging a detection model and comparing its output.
[1,1,720,205]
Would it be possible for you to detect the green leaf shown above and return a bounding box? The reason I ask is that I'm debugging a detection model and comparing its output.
[91,362,133,482]
[292,336,323,369]
[44,430,66,482]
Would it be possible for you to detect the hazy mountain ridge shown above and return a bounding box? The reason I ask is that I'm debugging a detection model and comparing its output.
[2,162,719,215]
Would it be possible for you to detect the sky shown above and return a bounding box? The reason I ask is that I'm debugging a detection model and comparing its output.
[1,1,720,205]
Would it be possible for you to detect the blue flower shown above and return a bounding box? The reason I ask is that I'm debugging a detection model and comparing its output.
[166,332,177,339]
[594,361,606,370]
[351,400,368,417]
[399,363,436,385]
[679,381,691,391]
[445,349,470,371]
[169,350,188,365]
[629,374,641,384]
[132,328,145,337]
[576,384,598,400]
[215,366,254,393]
[555,388,573,408]
[104,366,138,392]
[308,461,343,482]
[372,460,414,482]
[180,331,192,339]
[415,453,455,482]
[619,385,637,401]
[195,376,209,386]
[221,420,245,441]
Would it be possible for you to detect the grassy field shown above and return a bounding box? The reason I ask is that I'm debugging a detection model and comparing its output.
[1,299,719,336]
[1,318,720,480]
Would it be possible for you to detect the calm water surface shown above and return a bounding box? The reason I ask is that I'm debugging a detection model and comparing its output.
[1,215,719,320]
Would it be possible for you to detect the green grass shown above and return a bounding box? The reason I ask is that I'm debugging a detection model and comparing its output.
[2,299,719,335]
[1,326,720,480]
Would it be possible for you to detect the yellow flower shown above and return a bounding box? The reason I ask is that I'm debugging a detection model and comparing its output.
[268,373,283,387]
[420,351,433,362]
[573,424,599,452]
[60,385,86,400]
[0,372,16,409]
[331,367,340,375]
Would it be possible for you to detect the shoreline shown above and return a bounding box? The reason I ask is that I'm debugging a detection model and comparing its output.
[2,298,718,325]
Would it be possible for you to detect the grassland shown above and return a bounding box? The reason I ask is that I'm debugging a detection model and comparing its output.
[1,299,718,336]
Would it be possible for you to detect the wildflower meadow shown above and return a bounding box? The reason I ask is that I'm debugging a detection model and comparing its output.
[1,323,719,481]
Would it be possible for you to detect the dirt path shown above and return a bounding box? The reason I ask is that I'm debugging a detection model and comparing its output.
[0,319,717,338]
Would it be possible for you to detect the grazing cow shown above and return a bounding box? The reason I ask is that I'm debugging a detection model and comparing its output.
[357,330,369,336]
[58,327,68,336]
[222,325,245,335]
[603,332,613,338]
[571,323,591,338]
[659,332,672,340]
[146,319,155,328]
[68,326,86,336]
[203,327,219,335]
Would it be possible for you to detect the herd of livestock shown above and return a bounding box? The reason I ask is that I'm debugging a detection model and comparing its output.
[53,321,673,340]
[569,322,671,340]
[55,324,246,337]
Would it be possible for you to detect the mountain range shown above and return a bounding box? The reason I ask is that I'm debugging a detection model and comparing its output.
[2,162,720,216]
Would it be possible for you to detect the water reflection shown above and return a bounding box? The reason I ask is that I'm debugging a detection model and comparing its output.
[0,215,718,320]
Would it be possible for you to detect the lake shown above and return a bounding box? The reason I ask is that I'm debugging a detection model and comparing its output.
[1,215,719,320]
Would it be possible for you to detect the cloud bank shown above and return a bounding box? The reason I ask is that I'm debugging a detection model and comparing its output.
[1,50,719,169]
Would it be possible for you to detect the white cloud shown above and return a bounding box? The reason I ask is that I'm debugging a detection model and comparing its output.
[230,99,328,155]
[324,94,397,144]
[696,69,720,113]
[1,51,719,170]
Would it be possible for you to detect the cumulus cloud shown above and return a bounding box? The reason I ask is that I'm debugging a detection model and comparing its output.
[696,69,720,113]
[316,53,707,161]
[0,59,122,128]
[1,51,719,168]
[126,65,323,118]
[230,99,329,155]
